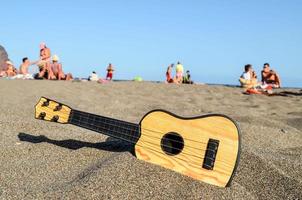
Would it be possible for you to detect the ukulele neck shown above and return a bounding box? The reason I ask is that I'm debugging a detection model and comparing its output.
[68,109,140,144]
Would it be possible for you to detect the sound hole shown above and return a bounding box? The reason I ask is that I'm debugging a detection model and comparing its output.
[161,132,184,156]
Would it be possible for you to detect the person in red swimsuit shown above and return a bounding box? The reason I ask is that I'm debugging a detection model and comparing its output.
[166,64,174,83]
[106,63,114,80]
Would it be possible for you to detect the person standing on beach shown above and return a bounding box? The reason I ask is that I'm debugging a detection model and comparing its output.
[175,61,184,84]
[166,63,174,83]
[34,42,52,79]
[39,42,51,64]
[106,63,114,80]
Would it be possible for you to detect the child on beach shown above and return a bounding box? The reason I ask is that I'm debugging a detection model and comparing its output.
[106,63,114,80]
[261,63,281,88]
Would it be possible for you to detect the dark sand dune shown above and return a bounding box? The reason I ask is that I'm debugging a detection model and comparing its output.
[0,80,301,199]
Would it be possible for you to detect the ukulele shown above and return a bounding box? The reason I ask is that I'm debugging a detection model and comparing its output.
[35,97,241,187]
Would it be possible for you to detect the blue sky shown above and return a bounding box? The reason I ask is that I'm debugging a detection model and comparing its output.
[1,0,301,87]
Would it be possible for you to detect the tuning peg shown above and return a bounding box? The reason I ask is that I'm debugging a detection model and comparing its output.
[51,115,59,122]
[42,100,50,107]
[54,104,62,111]
[38,112,46,119]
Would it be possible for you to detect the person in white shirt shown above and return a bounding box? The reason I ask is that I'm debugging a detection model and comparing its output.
[241,64,257,80]
[239,64,258,88]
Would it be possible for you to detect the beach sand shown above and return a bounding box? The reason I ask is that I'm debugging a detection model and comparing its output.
[0,80,301,199]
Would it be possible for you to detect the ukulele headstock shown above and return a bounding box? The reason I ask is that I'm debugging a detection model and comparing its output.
[35,97,72,124]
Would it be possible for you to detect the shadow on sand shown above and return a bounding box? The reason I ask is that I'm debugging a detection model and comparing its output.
[18,132,134,154]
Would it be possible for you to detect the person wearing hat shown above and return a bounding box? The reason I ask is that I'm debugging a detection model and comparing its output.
[50,55,73,80]
[0,60,17,77]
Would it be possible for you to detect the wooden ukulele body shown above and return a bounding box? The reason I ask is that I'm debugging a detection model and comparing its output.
[135,110,240,187]
[35,97,241,187]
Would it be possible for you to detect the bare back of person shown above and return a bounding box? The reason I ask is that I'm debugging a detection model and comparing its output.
[50,62,64,80]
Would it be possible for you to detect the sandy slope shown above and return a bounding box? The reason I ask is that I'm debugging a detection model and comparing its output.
[0,80,301,199]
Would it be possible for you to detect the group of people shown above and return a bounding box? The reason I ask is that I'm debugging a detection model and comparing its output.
[0,42,116,82]
[0,43,73,80]
[239,63,281,93]
[87,63,115,83]
[0,43,282,89]
[166,62,193,84]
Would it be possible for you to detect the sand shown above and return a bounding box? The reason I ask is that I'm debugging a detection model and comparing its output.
[0,79,301,199]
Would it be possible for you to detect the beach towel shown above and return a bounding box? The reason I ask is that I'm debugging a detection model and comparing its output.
[9,74,34,80]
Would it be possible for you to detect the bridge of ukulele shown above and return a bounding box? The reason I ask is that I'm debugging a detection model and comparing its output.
[202,139,219,170]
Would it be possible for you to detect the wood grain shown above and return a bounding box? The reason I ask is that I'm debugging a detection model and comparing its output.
[135,110,240,187]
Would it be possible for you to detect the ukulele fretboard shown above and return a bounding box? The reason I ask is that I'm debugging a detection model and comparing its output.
[69,109,140,143]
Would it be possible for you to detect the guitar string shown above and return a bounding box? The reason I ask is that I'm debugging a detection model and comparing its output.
[39,106,224,147]
[38,108,235,164]
[69,117,232,169]
[69,117,233,167]
[70,110,226,149]
[59,108,222,146]
[39,108,231,159]
[70,112,216,153]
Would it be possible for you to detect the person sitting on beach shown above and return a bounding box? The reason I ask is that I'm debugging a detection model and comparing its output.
[183,70,193,84]
[19,57,39,75]
[175,62,184,84]
[88,71,99,81]
[106,63,114,80]
[261,63,281,88]
[50,55,73,80]
[166,64,174,83]
[239,64,258,88]
[0,61,17,77]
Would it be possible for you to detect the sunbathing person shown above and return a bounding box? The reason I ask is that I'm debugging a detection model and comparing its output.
[0,61,17,77]
[50,55,73,80]
[239,64,259,88]
[261,63,281,88]
[106,63,114,80]
[166,64,174,83]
